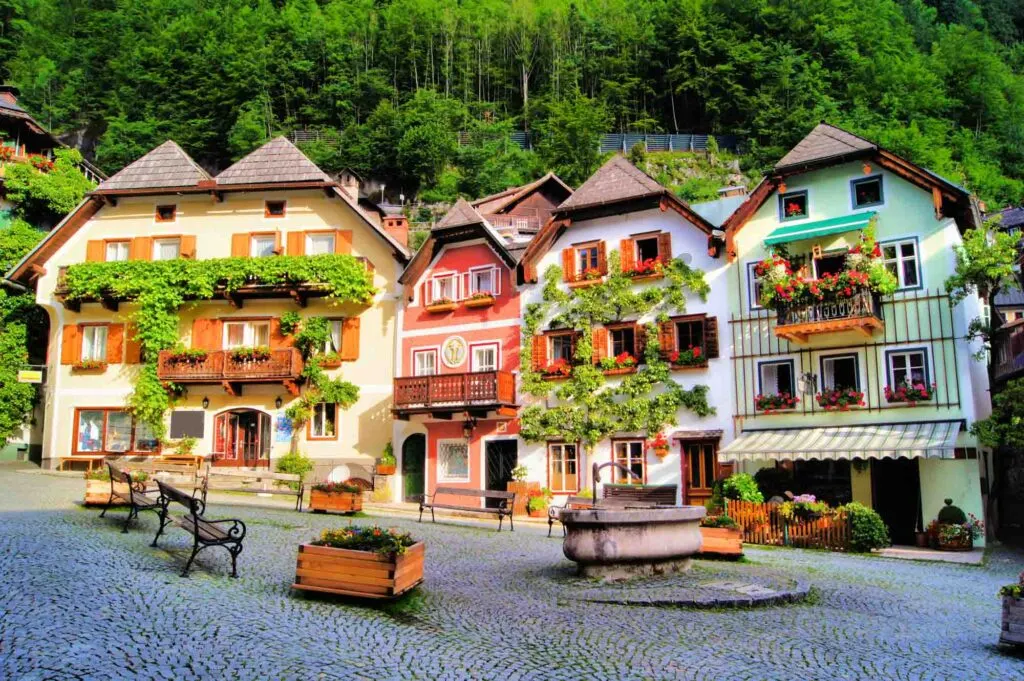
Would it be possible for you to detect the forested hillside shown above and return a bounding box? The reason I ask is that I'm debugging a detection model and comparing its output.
[0,0,1022,205]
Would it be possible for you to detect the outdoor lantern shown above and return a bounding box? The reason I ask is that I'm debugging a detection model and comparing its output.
[863,162,872,175]
[462,418,477,439]
[201,396,210,409]
[778,181,787,193]
[275,396,283,409]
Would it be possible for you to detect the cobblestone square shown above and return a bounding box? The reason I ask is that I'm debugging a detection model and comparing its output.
[1,466,1022,681]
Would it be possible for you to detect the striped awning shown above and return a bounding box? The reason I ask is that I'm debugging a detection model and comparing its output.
[719,421,960,462]
[763,211,876,246]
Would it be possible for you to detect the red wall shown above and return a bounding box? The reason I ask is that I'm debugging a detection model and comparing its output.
[425,418,521,500]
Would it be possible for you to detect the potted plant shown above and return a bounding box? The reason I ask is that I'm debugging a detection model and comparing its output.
[626,258,664,279]
[228,345,272,363]
[293,526,424,600]
[376,443,397,475]
[425,297,457,313]
[526,487,553,518]
[1000,577,1024,646]
[648,432,670,459]
[884,380,936,405]
[754,392,800,413]
[699,514,743,556]
[506,464,538,516]
[84,468,148,505]
[317,351,342,369]
[309,481,363,514]
[542,358,572,379]
[815,387,865,411]
[667,346,705,368]
[165,347,209,365]
[933,499,983,551]
[598,352,637,375]
[464,291,496,308]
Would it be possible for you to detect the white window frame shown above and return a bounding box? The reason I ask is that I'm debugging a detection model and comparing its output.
[152,237,181,261]
[880,238,921,290]
[820,353,860,392]
[105,241,130,262]
[886,348,929,388]
[758,359,796,397]
[250,234,277,258]
[468,266,500,296]
[470,342,500,373]
[429,273,458,303]
[223,320,271,349]
[305,233,335,256]
[309,402,338,439]
[746,261,764,311]
[438,438,471,483]
[548,442,579,493]
[81,325,108,361]
[413,348,438,376]
[612,440,646,484]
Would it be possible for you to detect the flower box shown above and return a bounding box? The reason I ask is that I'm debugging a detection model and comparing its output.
[292,541,425,600]
[567,277,602,289]
[72,360,108,373]
[1001,596,1024,646]
[376,463,396,475]
[815,388,865,411]
[755,392,800,413]
[464,294,496,308]
[884,382,936,405]
[84,479,130,506]
[602,366,637,376]
[309,489,363,514]
[699,527,743,557]
[425,300,457,313]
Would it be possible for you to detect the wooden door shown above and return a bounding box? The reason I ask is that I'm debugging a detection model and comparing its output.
[682,440,719,506]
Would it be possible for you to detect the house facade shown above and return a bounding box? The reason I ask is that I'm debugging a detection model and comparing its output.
[7,137,408,480]
[720,124,991,545]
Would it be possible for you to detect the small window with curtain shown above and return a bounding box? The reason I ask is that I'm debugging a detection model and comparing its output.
[887,349,928,388]
[613,440,645,484]
[470,267,495,295]
[413,349,437,376]
[575,243,601,278]
[152,238,181,261]
[430,274,457,302]
[309,402,337,439]
[306,233,335,255]
[322,320,343,356]
[223,320,271,349]
[105,241,130,262]
[471,343,498,372]
[821,354,859,391]
[609,326,636,358]
[548,443,578,493]
[759,360,795,397]
[81,325,108,362]
[881,239,920,289]
[747,262,764,310]
[250,234,277,257]
[550,334,573,363]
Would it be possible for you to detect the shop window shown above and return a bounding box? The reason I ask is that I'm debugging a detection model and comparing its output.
[439,440,470,482]
[612,440,645,484]
[75,409,154,455]
[548,443,578,493]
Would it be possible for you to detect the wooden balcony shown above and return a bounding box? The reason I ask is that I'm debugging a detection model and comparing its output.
[993,321,1024,385]
[392,370,517,419]
[157,348,303,396]
[774,290,883,344]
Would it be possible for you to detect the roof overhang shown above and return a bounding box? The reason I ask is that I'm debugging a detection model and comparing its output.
[399,221,516,295]
[6,197,104,285]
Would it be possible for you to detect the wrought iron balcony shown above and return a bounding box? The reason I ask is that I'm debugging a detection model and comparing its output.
[392,370,517,419]
[774,289,883,343]
[157,348,303,396]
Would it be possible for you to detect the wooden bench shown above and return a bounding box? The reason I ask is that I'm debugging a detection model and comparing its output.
[155,453,205,468]
[602,483,678,506]
[198,467,304,511]
[152,480,247,578]
[419,486,516,531]
[547,495,595,537]
[117,461,200,483]
[99,461,162,533]
[59,455,105,472]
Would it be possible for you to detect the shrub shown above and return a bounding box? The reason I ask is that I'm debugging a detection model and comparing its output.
[276,451,314,481]
[379,442,396,466]
[754,466,793,500]
[843,502,890,552]
[700,514,738,529]
[511,464,528,482]
[721,473,764,503]
[937,498,968,524]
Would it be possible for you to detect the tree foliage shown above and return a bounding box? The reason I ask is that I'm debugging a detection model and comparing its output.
[972,377,1024,450]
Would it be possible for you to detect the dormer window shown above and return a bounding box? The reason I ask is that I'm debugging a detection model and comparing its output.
[265,200,286,218]
[470,267,495,295]
[430,274,457,302]
[155,205,176,222]
[778,191,808,221]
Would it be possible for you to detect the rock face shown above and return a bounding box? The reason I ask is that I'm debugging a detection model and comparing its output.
[561,506,706,580]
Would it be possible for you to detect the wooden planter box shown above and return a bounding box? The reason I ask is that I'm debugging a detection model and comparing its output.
[625,272,664,282]
[309,490,363,514]
[937,535,974,551]
[84,479,130,506]
[1002,596,1024,646]
[567,278,602,289]
[670,362,708,371]
[72,362,108,374]
[292,541,425,600]
[602,366,637,376]
[464,295,496,308]
[507,480,539,516]
[376,463,396,475]
[699,527,743,557]
[425,302,457,313]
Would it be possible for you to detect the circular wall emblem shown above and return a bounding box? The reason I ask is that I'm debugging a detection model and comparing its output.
[441,336,468,368]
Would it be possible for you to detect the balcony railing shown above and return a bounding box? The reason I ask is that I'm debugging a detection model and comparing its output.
[157,348,303,394]
[393,370,516,415]
[774,289,884,343]
[993,322,1024,384]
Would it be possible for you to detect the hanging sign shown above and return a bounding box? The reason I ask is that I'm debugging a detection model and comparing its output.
[441,336,468,368]
[17,370,43,384]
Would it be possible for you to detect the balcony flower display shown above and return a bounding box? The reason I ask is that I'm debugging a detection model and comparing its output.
[815,387,865,411]
[543,358,572,377]
[884,380,936,404]
[599,352,636,372]
[165,348,209,365]
[627,258,664,278]
[754,392,799,413]
[668,345,704,367]
[72,358,108,371]
[28,154,54,172]
[228,345,272,362]
[648,432,670,458]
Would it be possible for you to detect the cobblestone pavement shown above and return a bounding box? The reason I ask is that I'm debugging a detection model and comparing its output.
[1,466,1023,681]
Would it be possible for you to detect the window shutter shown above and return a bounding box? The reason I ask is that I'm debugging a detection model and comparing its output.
[592,327,609,364]
[634,323,646,359]
[86,240,105,262]
[335,230,353,255]
[657,233,672,265]
[273,231,283,255]
[130,237,152,261]
[106,324,125,364]
[339,317,360,360]
[269,318,289,348]
[231,233,249,257]
[287,231,304,256]
[125,323,143,364]
[562,248,575,282]
[620,239,635,273]
[704,316,719,359]
[531,336,547,371]
[658,321,676,357]
[597,241,608,274]
[61,324,80,365]
[180,235,196,259]
[191,318,222,351]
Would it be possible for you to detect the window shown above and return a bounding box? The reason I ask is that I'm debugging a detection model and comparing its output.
[747,262,764,310]
[675,319,704,352]
[309,402,337,439]
[152,238,181,261]
[550,334,573,363]
[155,204,176,222]
[548,443,579,493]
[759,360,795,396]
[888,349,928,388]
[471,343,498,372]
[223,320,271,349]
[134,420,159,452]
[81,325,108,362]
[105,411,133,452]
[76,410,105,452]
[105,241,130,262]
[265,200,286,218]
[813,252,847,278]
[438,440,470,482]
[881,239,920,289]
[431,274,457,302]
[75,409,154,454]
[778,190,808,221]
[576,244,600,275]
[470,267,495,295]
[250,234,277,257]
[852,175,884,208]
[613,440,645,484]
[609,326,636,357]
[413,349,437,376]
[635,235,659,262]
[305,233,335,255]
[821,354,859,391]
[685,442,717,491]
[322,320,343,355]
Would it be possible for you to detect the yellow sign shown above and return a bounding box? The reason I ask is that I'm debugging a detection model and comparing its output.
[17,370,43,384]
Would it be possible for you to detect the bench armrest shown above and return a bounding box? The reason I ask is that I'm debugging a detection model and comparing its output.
[204,517,247,540]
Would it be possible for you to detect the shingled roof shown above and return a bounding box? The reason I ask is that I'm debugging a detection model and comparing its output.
[472,172,573,215]
[775,123,876,171]
[94,141,212,192]
[434,198,487,230]
[216,136,331,186]
[555,155,665,214]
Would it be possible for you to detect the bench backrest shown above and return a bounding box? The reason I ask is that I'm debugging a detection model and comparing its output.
[434,486,515,501]
[602,484,677,505]
[107,461,131,484]
[121,461,197,477]
[156,479,205,516]
[205,467,300,482]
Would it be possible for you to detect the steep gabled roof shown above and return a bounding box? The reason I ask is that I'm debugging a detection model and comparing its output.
[216,136,331,185]
[775,123,876,172]
[555,156,664,214]
[434,197,487,230]
[471,172,573,215]
[93,141,211,193]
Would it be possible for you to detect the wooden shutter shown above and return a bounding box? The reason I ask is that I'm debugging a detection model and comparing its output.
[620,238,635,273]
[106,324,125,364]
[658,321,676,357]
[180,235,196,259]
[124,323,143,364]
[657,232,672,265]
[191,318,222,351]
[60,325,80,365]
[562,248,575,282]
[130,237,152,261]
[592,327,609,364]
[634,323,646,359]
[531,336,548,371]
[597,241,608,274]
[269,318,289,349]
[339,317,360,360]
[231,233,249,257]
[704,316,719,359]
[335,230,353,255]
[273,231,283,255]
[86,240,105,262]
[287,231,304,256]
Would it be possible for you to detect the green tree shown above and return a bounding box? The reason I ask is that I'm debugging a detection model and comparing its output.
[3,149,95,225]
[535,95,610,186]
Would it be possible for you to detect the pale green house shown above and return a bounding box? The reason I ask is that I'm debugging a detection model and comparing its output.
[719,124,991,546]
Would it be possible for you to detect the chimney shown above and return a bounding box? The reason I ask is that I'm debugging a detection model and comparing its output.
[0,85,20,107]
[383,215,409,248]
[338,169,361,201]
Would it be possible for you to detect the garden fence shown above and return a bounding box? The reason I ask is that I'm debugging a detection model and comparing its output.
[726,499,852,551]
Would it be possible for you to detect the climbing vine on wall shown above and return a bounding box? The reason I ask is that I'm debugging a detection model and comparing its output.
[61,254,375,435]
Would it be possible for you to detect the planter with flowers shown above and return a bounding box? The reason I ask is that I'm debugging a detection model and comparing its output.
[931,499,983,551]
[542,358,572,380]
[506,465,539,516]
[667,346,706,369]
[779,494,831,522]
[884,381,936,405]
[648,432,670,459]
[625,258,665,281]
[816,388,865,411]
[464,292,496,309]
[228,345,272,363]
[526,488,554,518]
[425,297,457,313]
[317,351,342,369]
[598,352,637,375]
[165,347,209,366]
[309,482,363,514]
[293,526,424,600]
[569,267,604,288]
[699,514,743,557]
[1000,577,1024,646]
[376,446,397,476]
[754,392,799,413]
[72,358,108,373]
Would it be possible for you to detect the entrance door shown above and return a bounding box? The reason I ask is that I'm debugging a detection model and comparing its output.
[682,440,719,506]
[213,409,271,468]
[871,458,920,545]
[402,434,426,502]
[485,440,517,508]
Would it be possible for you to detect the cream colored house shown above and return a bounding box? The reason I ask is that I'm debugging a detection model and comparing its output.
[6,138,409,482]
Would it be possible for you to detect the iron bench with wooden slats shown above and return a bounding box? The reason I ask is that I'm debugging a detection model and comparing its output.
[602,483,678,507]
[198,467,304,511]
[99,461,163,533]
[419,486,516,531]
[152,480,247,578]
[547,495,596,537]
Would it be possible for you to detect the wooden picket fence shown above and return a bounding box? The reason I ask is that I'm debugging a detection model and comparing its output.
[726,499,852,552]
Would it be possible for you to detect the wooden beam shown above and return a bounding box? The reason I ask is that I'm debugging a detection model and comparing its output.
[288,289,307,308]
[430,411,453,420]
[495,407,518,418]
[932,187,944,220]
[283,379,300,397]
[100,297,119,312]
[64,299,80,313]
[221,381,240,397]
[226,292,243,309]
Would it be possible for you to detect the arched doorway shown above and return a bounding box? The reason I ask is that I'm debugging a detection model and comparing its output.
[402,434,426,502]
[213,409,271,468]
